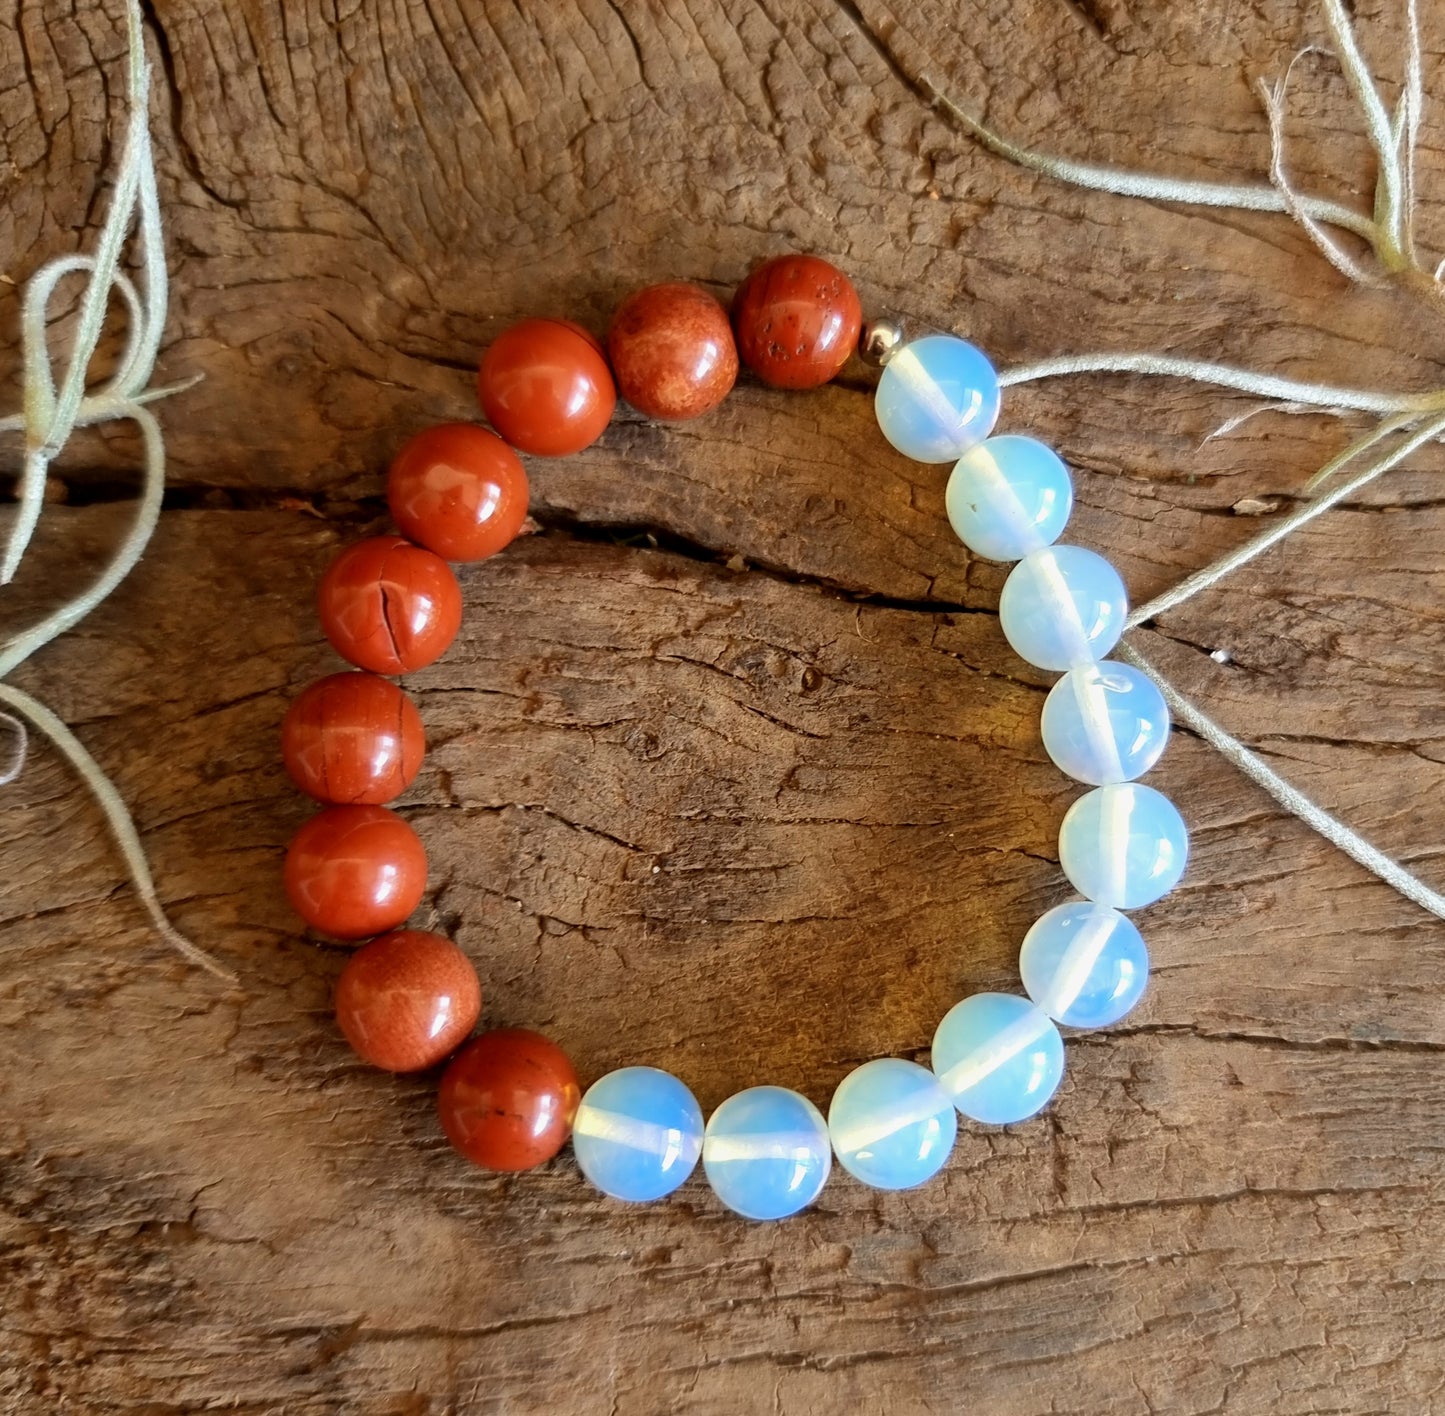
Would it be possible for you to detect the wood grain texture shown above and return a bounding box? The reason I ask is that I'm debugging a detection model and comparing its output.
[3,1,1445,1411]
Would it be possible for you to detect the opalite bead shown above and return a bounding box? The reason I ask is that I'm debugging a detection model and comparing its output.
[1019,901,1149,1029]
[477,319,615,457]
[945,435,1073,562]
[438,1029,581,1172]
[874,335,1001,463]
[1059,782,1189,909]
[607,282,738,421]
[1041,661,1170,786]
[281,671,425,805]
[283,804,427,939]
[702,1086,831,1220]
[573,1067,704,1203]
[998,544,1128,671]
[334,929,481,1071]
[730,254,861,389]
[827,1058,956,1191]
[931,993,1064,1125]
[388,423,530,561]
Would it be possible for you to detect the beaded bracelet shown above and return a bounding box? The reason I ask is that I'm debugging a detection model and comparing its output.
[279,254,1188,1222]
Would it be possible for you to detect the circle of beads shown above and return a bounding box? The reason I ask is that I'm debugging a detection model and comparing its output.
[282,257,1186,1221]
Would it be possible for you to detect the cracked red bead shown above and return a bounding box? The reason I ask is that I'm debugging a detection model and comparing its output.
[317,535,462,674]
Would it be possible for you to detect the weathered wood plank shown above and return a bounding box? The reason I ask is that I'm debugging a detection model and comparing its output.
[2,0,1445,1411]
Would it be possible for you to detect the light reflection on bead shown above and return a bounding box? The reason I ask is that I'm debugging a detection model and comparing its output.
[1019,901,1149,1028]
[930,993,1064,1125]
[573,1067,704,1203]
[874,335,1001,463]
[1059,782,1189,909]
[703,1086,831,1220]
[828,1058,956,1191]
[946,435,1073,563]
[998,544,1128,671]
[859,316,904,368]
[1041,661,1170,785]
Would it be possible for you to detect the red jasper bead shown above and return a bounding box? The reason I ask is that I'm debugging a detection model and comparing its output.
[283,804,427,939]
[438,1028,581,1171]
[281,672,425,806]
[606,282,738,422]
[335,930,481,1072]
[731,254,862,389]
[388,424,530,562]
[317,535,462,674]
[477,319,616,456]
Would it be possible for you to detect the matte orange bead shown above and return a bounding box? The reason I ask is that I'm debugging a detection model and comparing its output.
[606,282,738,421]
[283,804,427,940]
[281,672,425,805]
[477,318,616,456]
[317,536,462,674]
[335,930,481,1072]
[731,254,862,389]
[438,1029,581,1171]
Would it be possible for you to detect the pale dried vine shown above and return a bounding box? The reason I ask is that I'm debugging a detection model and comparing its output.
[1,0,232,980]
[928,0,1445,918]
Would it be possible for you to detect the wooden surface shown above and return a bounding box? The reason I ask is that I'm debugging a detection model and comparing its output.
[4,1,1445,1411]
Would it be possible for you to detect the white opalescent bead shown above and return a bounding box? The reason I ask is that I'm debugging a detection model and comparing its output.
[828,1058,956,1191]
[945,435,1073,562]
[703,1086,831,1220]
[1058,783,1189,909]
[1019,900,1149,1028]
[572,1066,704,1203]
[997,545,1128,671]
[930,992,1064,1125]
[1041,661,1170,785]
[874,335,1001,463]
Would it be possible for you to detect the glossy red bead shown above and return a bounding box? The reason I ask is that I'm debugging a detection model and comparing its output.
[606,282,738,421]
[281,672,425,805]
[283,804,427,940]
[317,535,463,674]
[388,424,530,562]
[335,930,482,1072]
[477,319,616,457]
[438,1028,581,1171]
[731,254,862,389]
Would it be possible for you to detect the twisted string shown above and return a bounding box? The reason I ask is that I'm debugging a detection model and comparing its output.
[1001,358,1445,920]
[1118,642,1445,919]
